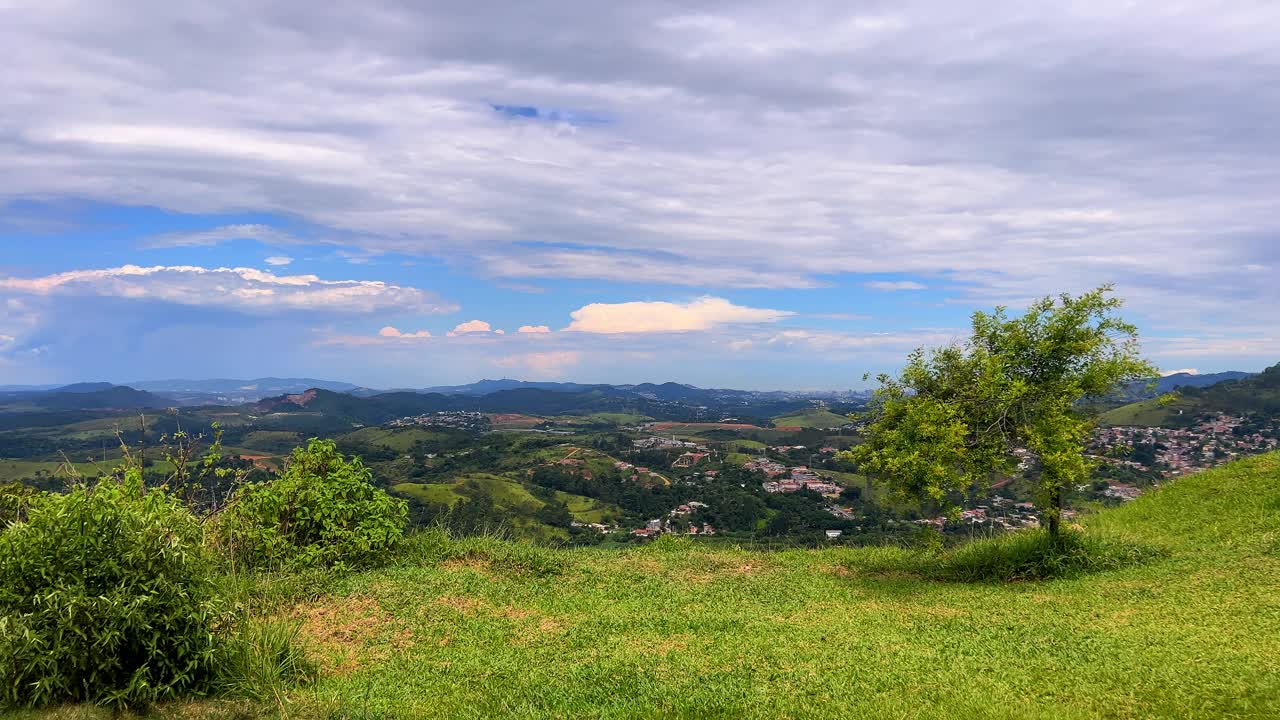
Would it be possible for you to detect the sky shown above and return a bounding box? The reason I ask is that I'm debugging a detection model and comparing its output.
[1,1,1278,390]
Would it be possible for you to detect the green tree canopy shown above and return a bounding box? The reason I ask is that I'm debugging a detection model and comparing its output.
[846,286,1157,535]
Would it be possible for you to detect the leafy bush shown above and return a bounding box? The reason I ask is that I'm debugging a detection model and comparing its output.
[212,439,407,570]
[843,528,1164,583]
[0,472,227,708]
[0,482,37,529]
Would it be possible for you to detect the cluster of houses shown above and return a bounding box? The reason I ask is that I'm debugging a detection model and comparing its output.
[570,521,618,534]
[744,457,843,496]
[744,457,788,476]
[1092,414,1278,478]
[914,497,1053,530]
[672,451,710,468]
[1101,484,1143,501]
[386,411,491,432]
[634,436,704,451]
[762,466,843,496]
[613,460,669,484]
[631,501,717,538]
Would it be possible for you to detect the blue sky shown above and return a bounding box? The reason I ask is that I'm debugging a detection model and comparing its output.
[2,1,1278,389]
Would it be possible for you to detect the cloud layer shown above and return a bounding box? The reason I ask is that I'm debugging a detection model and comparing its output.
[0,0,1275,339]
[0,1,1276,384]
[0,265,455,314]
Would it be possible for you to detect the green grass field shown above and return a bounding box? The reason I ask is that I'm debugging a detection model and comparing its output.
[772,409,851,429]
[1097,397,1198,427]
[555,413,654,426]
[0,457,179,483]
[339,427,456,452]
[393,474,622,528]
[237,430,304,453]
[14,453,1280,719]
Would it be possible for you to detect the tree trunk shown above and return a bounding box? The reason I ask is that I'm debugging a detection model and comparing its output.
[1046,483,1062,538]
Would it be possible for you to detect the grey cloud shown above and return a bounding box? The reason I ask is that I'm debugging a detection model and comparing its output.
[0,0,1278,334]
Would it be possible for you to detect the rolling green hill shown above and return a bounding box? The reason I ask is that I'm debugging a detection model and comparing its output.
[772,408,850,428]
[392,473,622,540]
[338,426,460,453]
[1097,396,1198,427]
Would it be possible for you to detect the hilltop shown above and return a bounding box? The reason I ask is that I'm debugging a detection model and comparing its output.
[22,452,1278,719]
[1102,362,1280,426]
[0,385,166,412]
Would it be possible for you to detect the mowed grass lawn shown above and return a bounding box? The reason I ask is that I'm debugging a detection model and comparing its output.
[13,454,1280,720]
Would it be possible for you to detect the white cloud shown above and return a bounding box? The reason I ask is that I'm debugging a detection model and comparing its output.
[140,224,302,249]
[1159,368,1198,376]
[517,325,551,333]
[493,351,582,378]
[447,319,494,336]
[565,297,793,334]
[264,256,293,266]
[379,325,432,339]
[865,280,927,291]
[762,328,962,353]
[0,265,456,314]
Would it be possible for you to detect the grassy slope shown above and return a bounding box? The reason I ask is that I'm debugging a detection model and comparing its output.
[772,408,850,428]
[1097,396,1199,427]
[338,427,456,453]
[17,453,1280,720]
[393,474,622,526]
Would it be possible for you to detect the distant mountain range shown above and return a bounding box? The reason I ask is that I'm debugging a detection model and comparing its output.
[1152,371,1254,393]
[253,383,852,425]
[3,368,1271,424]
[1176,364,1280,414]
[0,384,167,411]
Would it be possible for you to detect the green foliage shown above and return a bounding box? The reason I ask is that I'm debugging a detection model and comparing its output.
[212,439,407,570]
[213,618,316,702]
[0,481,38,528]
[0,472,226,708]
[848,286,1157,534]
[927,529,1163,582]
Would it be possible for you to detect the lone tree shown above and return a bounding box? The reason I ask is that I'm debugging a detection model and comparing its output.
[847,286,1157,537]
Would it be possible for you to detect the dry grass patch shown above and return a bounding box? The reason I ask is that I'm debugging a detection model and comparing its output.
[289,596,415,675]
[622,633,693,658]
[432,593,570,645]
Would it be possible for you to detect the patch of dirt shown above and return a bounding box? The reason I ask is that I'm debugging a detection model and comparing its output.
[668,556,772,584]
[434,594,492,615]
[290,596,415,674]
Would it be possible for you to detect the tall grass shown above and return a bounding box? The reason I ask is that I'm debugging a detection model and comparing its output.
[847,528,1165,583]
[395,526,569,577]
[215,619,317,703]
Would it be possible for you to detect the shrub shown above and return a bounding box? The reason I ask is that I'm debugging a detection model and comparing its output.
[212,439,407,570]
[928,528,1164,582]
[214,618,316,702]
[841,529,1164,583]
[0,472,227,708]
[0,482,37,529]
